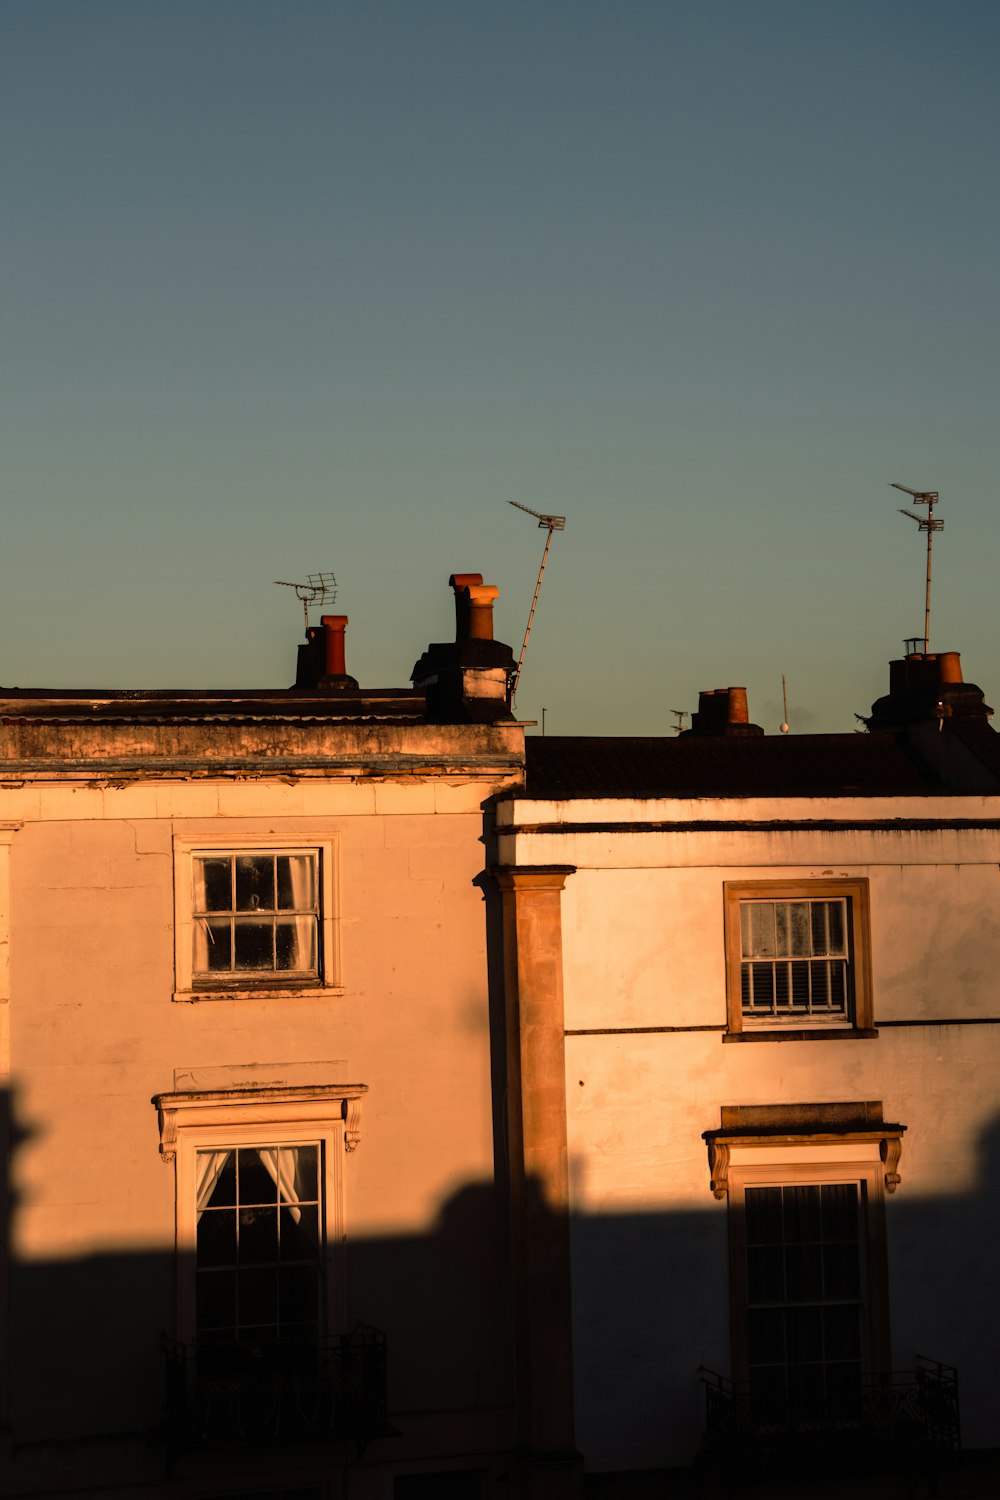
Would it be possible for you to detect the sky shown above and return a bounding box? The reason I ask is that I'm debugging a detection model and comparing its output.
[3,1,998,735]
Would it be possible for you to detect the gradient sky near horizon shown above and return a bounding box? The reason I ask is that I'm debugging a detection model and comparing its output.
[3,1,998,735]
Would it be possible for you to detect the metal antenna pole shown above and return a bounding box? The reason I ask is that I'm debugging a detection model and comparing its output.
[781,675,789,735]
[891,485,942,652]
[923,492,936,650]
[274,572,338,632]
[508,502,566,703]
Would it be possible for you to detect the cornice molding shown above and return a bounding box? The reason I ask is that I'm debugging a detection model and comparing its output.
[152,1083,369,1163]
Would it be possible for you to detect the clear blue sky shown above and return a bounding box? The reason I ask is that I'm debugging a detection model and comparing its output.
[3,1,998,734]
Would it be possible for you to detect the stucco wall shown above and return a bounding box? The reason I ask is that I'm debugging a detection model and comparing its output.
[4,776,510,1450]
[496,796,1000,1470]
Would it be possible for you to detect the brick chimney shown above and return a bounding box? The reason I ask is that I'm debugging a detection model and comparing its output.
[684,686,763,738]
[867,650,991,732]
[295,614,360,691]
[866,649,999,790]
[411,574,516,723]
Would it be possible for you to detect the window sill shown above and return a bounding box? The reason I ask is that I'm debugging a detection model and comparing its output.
[173,985,346,1004]
[723,1027,878,1043]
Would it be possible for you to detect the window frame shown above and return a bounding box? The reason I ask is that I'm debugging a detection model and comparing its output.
[726,1150,891,1402]
[156,1086,365,1344]
[173,834,342,1002]
[723,878,874,1039]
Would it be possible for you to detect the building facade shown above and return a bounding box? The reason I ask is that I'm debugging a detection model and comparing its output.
[491,654,1000,1491]
[1,577,525,1500]
[4,603,999,1499]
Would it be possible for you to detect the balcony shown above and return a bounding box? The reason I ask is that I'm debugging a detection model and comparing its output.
[701,1358,960,1474]
[163,1325,389,1453]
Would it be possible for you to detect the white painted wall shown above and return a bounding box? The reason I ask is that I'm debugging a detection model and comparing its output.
[497,797,1000,1469]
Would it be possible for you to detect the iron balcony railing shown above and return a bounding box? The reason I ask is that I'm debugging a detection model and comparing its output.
[163,1325,388,1451]
[701,1357,960,1463]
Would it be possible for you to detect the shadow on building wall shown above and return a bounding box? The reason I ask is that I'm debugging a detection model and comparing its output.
[2,1084,998,1499]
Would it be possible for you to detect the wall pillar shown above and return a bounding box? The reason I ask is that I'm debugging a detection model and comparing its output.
[494,865,581,1500]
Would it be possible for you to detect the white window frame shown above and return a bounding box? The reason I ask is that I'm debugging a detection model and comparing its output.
[154,1085,367,1344]
[173,834,341,1002]
[726,1146,891,1402]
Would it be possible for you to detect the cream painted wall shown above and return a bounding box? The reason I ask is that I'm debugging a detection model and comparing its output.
[5,776,509,1451]
[497,799,1000,1471]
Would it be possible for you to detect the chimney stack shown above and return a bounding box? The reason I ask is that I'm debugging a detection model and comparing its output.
[295,614,360,691]
[411,574,516,723]
[685,686,763,738]
[869,649,991,731]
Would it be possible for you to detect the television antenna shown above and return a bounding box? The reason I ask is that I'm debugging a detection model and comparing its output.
[670,708,689,735]
[274,572,338,632]
[508,501,566,702]
[891,483,942,653]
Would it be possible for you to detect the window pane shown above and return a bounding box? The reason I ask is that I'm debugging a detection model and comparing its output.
[786,1306,822,1363]
[196,857,232,913]
[275,918,317,973]
[277,855,316,911]
[748,962,774,1009]
[783,1185,821,1243]
[747,1308,784,1364]
[236,855,275,913]
[823,1244,860,1300]
[746,1188,783,1246]
[197,919,232,973]
[821,1184,858,1241]
[785,1244,823,1302]
[197,1270,237,1334]
[198,1209,237,1268]
[238,1267,278,1328]
[279,1266,319,1327]
[293,1145,319,1201]
[234,919,274,971]
[238,1149,279,1204]
[742,903,776,958]
[239,1205,279,1265]
[777,902,810,957]
[205,1151,236,1207]
[789,960,809,1007]
[824,1304,861,1360]
[811,900,846,956]
[281,1204,319,1260]
[747,1245,784,1303]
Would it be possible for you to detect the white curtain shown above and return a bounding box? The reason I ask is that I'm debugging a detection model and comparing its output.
[195,1145,318,1245]
[285,854,317,971]
[258,1146,309,1230]
[195,1150,233,1220]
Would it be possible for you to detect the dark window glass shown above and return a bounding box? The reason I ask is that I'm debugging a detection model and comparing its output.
[195,1145,323,1343]
[745,1182,865,1427]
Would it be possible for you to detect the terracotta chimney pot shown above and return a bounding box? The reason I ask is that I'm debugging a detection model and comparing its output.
[726,687,749,724]
[449,573,485,642]
[466,584,499,641]
[320,615,348,678]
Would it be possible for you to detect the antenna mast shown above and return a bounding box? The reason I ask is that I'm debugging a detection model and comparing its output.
[891,484,942,652]
[274,572,338,633]
[508,501,566,702]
